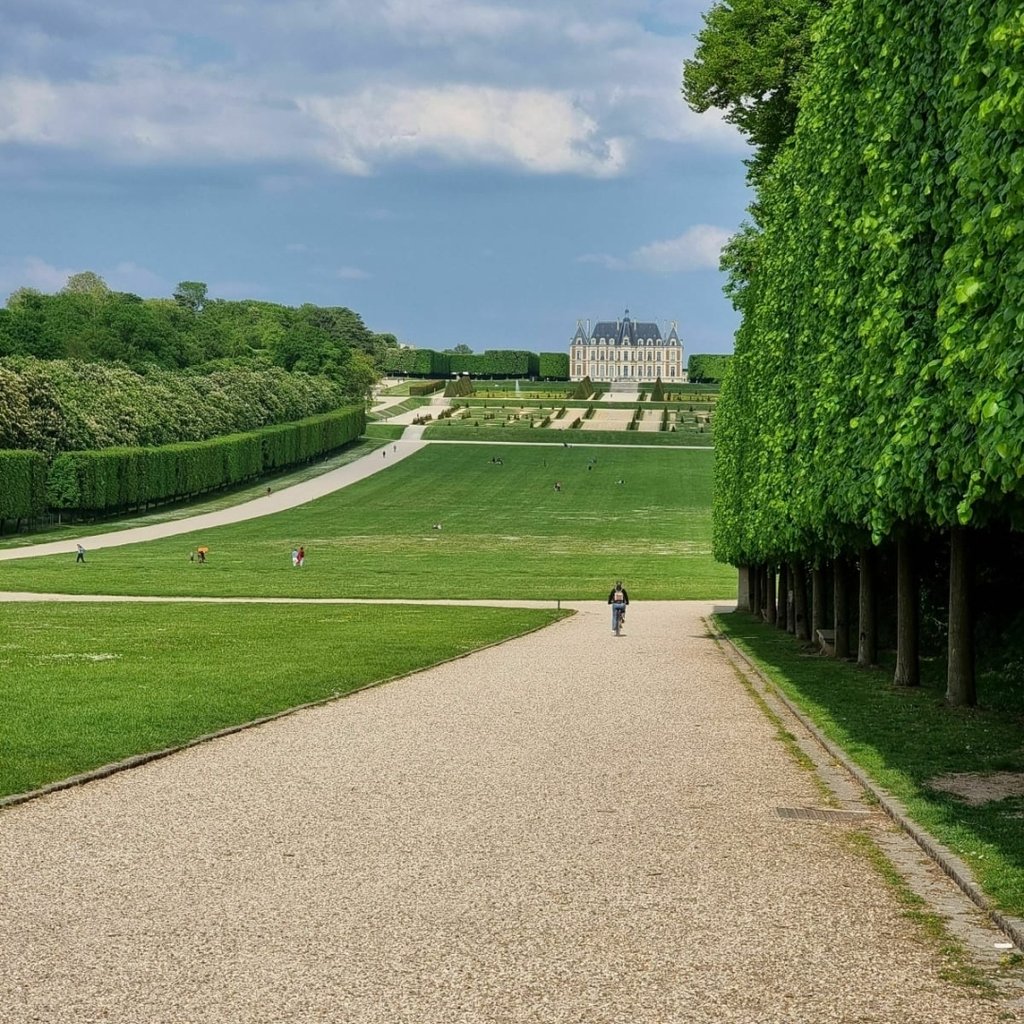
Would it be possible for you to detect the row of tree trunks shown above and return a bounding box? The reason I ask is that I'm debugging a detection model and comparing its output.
[857,546,877,667]
[741,526,976,708]
[894,533,919,688]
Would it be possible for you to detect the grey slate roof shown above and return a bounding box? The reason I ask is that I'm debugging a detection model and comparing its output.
[574,315,679,346]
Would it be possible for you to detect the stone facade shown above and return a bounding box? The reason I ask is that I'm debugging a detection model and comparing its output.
[569,311,686,383]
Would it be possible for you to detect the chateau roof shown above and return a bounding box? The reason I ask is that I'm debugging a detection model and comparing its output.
[573,312,681,346]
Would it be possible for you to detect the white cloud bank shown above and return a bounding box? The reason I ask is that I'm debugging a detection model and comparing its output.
[0,68,631,178]
[301,85,628,177]
[579,224,733,274]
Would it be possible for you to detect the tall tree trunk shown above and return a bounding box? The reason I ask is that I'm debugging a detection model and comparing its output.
[894,533,920,687]
[753,564,763,620]
[785,563,796,633]
[738,566,752,613]
[777,563,789,632]
[947,526,976,707]
[834,557,851,659]
[811,565,825,641]
[765,565,777,625]
[858,546,878,667]
[792,562,811,642]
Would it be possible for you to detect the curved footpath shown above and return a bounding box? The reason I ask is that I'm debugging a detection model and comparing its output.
[1,601,1018,1022]
[0,433,427,562]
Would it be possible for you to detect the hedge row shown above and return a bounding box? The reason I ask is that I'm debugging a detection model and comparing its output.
[46,406,365,515]
[0,450,48,522]
[383,349,571,380]
[408,380,443,396]
[687,354,732,384]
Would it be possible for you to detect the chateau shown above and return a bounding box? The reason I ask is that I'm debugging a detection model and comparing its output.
[569,311,686,383]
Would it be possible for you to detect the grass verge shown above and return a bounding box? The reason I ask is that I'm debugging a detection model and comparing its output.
[0,445,735,600]
[0,600,566,799]
[0,436,388,549]
[715,611,1024,918]
[422,422,711,445]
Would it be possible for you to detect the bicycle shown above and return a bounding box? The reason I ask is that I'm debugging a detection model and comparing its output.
[611,602,625,636]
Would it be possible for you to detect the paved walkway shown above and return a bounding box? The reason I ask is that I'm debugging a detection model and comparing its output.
[0,435,427,562]
[0,601,1014,1022]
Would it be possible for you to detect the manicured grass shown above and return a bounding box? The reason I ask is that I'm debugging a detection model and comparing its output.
[364,422,406,440]
[422,422,712,445]
[0,601,565,798]
[0,436,388,550]
[715,611,1024,917]
[0,445,734,600]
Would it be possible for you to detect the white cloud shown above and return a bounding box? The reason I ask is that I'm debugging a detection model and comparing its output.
[0,256,168,301]
[631,225,733,272]
[301,84,629,177]
[336,266,370,280]
[0,256,76,296]
[578,224,733,274]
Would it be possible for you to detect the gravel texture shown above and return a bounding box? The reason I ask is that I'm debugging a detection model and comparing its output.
[0,600,1014,1023]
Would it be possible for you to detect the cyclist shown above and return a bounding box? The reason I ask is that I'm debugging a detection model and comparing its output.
[607,580,629,634]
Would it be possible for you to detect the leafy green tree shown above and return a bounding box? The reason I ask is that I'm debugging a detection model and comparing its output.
[683,0,832,181]
[61,272,109,297]
[173,281,209,313]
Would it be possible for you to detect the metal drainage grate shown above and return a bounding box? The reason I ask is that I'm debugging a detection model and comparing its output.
[777,807,873,824]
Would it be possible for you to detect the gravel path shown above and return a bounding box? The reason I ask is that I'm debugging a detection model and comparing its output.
[0,436,427,562]
[0,600,1010,1022]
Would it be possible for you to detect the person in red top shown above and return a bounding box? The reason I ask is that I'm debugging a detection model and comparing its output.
[297,546,305,567]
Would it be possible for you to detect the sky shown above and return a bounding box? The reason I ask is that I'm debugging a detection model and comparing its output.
[0,0,751,355]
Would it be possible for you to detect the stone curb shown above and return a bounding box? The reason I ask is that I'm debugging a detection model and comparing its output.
[711,618,1024,952]
[0,609,573,813]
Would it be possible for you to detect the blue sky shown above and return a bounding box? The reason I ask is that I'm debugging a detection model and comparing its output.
[0,0,751,355]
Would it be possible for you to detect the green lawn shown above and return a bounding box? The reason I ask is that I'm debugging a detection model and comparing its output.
[0,435,388,549]
[423,421,712,445]
[716,612,1024,917]
[0,445,733,600]
[0,601,565,799]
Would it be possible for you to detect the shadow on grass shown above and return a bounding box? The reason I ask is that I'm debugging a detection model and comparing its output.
[715,610,1024,917]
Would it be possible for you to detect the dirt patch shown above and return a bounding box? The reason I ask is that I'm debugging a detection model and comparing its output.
[927,771,1024,805]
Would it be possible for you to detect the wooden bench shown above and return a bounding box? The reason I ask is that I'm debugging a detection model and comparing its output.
[815,629,836,655]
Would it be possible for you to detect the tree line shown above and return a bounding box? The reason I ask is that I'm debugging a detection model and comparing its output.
[0,274,397,401]
[689,1,1024,705]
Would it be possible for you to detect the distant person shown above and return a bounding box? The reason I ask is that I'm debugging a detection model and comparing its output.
[554,481,561,492]
[297,546,305,567]
[607,580,629,633]
[291,547,299,567]
[197,548,207,564]
[75,543,85,563]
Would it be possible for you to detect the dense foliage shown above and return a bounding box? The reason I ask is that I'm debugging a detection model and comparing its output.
[384,348,565,379]
[0,450,48,524]
[683,0,832,183]
[687,354,733,384]
[0,277,393,399]
[538,353,570,379]
[708,0,1024,702]
[46,407,364,515]
[0,358,350,456]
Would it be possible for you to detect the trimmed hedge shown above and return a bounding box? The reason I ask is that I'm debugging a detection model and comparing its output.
[538,353,570,379]
[444,376,475,398]
[47,406,365,515]
[408,380,443,396]
[687,354,732,385]
[382,349,451,377]
[0,450,48,523]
